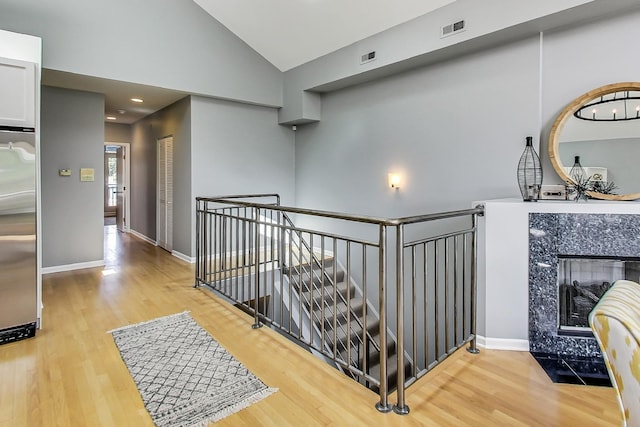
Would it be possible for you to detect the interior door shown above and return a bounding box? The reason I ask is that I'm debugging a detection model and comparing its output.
[157,137,173,251]
[104,151,116,217]
[115,146,125,231]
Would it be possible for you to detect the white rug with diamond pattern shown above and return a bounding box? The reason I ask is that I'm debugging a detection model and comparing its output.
[109,311,277,426]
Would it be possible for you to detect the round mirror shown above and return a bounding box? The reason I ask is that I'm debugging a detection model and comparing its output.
[549,82,640,201]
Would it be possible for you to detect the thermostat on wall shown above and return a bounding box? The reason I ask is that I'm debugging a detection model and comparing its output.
[80,168,95,182]
[59,169,71,177]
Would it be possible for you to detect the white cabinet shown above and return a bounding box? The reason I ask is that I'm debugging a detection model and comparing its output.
[0,56,36,128]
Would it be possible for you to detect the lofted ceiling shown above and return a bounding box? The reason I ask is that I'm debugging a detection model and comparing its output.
[193,0,456,72]
[43,0,456,125]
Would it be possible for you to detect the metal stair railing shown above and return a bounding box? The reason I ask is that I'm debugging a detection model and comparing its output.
[280,212,383,372]
[262,213,377,384]
[195,194,484,415]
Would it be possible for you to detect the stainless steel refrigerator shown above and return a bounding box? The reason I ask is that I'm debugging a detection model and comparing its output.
[0,125,37,344]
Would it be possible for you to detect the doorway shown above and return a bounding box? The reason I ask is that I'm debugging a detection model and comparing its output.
[104,142,130,232]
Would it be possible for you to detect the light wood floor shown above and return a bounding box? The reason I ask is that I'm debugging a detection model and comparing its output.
[0,227,621,426]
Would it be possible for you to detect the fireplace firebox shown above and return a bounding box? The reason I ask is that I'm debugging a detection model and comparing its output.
[558,257,640,335]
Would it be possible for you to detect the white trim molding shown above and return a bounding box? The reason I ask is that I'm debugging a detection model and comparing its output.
[172,250,195,264]
[42,259,105,275]
[476,335,530,352]
[129,229,157,246]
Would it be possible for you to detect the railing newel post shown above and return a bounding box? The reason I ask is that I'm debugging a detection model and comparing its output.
[393,224,410,415]
[375,224,392,413]
[252,206,263,329]
[194,198,201,288]
[467,209,481,354]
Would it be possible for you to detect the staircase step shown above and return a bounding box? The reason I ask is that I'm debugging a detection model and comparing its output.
[313,298,374,328]
[312,300,357,325]
[303,279,354,309]
[363,334,398,367]
[331,319,381,349]
[283,255,335,273]
[286,267,345,288]
[366,354,413,394]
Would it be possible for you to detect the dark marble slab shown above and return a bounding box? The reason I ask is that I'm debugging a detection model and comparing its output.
[528,213,640,370]
[531,352,611,387]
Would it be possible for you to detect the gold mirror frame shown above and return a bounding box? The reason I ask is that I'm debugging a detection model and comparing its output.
[549,82,640,201]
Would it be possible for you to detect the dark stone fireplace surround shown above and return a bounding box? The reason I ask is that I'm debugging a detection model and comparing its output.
[528,213,640,384]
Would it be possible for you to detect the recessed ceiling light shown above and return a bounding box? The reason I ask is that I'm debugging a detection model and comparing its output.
[131,98,143,103]
[106,116,117,120]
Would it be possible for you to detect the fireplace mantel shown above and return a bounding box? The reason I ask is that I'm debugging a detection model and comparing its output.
[476,198,640,350]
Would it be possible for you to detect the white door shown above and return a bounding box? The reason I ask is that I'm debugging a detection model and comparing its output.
[157,136,173,251]
[115,146,126,232]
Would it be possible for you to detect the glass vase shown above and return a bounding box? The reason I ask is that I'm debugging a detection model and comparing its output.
[517,136,543,202]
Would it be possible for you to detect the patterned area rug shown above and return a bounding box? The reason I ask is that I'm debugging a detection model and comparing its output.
[109,312,277,426]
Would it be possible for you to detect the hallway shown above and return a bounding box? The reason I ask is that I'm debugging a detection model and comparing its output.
[0,230,621,426]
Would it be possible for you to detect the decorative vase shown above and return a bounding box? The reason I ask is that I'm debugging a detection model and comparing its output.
[517,136,543,202]
[569,155,586,182]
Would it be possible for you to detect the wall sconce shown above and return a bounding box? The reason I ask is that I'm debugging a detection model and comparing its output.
[388,173,401,189]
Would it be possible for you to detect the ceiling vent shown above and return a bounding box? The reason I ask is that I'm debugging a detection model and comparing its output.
[360,51,376,65]
[441,19,465,38]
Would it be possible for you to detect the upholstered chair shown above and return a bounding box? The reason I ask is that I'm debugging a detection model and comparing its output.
[589,279,640,427]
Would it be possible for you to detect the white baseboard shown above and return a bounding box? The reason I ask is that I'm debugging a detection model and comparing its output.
[129,229,157,246]
[42,259,105,274]
[172,250,195,264]
[476,335,529,352]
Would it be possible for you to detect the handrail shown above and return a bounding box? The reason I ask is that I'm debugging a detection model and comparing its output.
[195,194,484,415]
[198,193,281,203]
[197,195,482,226]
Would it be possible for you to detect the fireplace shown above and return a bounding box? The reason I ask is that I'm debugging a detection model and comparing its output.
[529,213,640,386]
[558,257,640,335]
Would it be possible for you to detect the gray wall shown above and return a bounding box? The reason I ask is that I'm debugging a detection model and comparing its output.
[292,8,640,228]
[295,36,540,218]
[105,123,131,144]
[293,37,540,340]
[279,0,639,124]
[40,86,104,267]
[541,9,640,189]
[293,10,640,339]
[0,0,282,107]
[130,97,191,246]
[132,96,296,258]
[190,96,296,255]
[130,121,156,241]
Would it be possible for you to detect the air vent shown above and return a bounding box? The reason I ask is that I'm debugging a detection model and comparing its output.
[441,19,465,38]
[360,51,376,65]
